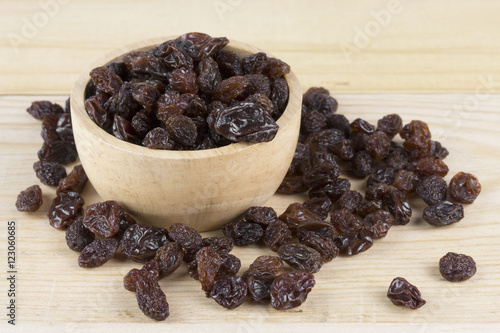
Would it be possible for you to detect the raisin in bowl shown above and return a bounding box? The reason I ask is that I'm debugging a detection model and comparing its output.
[70,35,302,231]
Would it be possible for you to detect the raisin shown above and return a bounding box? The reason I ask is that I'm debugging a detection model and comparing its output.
[377,114,403,139]
[333,230,373,255]
[212,76,249,103]
[384,186,412,225]
[242,256,283,280]
[106,82,143,120]
[57,165,88,195]
[211,276,247,309]
[85,95,112,130]
[112,114,140,144]
[392,169,420,195]
[416,175,447,205]
[131,81,164,112]
[297,221,336,240]
[41,114,62,142]
[131,112,155,137]
[387,277,426,309]
[303,197,332,220]
[430,140,449,160]
[423,201,464,226]
[327,114,351,137]
[78,238,119,268]
[263,57,290,80]
[363,210,393,239]
[264,220,292,252]
[178,32,229,60]
[299,230,339,262]
[385,146,409,170]
[121,224,170,262]
[156,93,188,123]
[196,246,222,293]
[89,66,123,94]
[365,131,391,160]
[65,220,95,252]
[367,167,397,188]
[123,51,169,79]
[309,178,351,202]
[357,200,383,218]
[154,242,184,278]
[271,77,289,117]
[216,254,241,279]
[197,56,222,94]
[55,113,74,142]
[305,129,345,153]
[124,260,160,292]
[115,213,138,240]
[215,49,243,77]
[277,243,323,273]
[302,152,340,189]
[135,268,169,321]
[303,87,338,116]
[350,151,373,178]
[47,191,84,230]
[16,185,43,212]
[82,201,124,238]
[277,175,309,194]
[448,172,481,204]
[245,93,273,115]
[301,109,328,135]
[33,160,66,186]
[245,206,278,228]
[400,120,431,140]
[222,219,264,246]
[329,139,355,161]
[331,208,364,233]
[107,62,129,80]
[164,115,197,147]
[439,252,477,282]
[242,52,268,74]
[337,190,363,214]
[201,237,234,255]
[247,274,274,302]
[270,272,315,310]
[166,67,198,94]
[278,203,322,233]
[27,101,63,120]
[167,223,203,252]
[244,74,272,97]
[142,127,175,149]
[37,141,77,165]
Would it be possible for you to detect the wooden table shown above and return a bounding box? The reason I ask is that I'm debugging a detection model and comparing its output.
[1,1,499,331]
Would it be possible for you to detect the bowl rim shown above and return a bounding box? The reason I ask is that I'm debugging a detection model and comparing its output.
[70,36,302,160]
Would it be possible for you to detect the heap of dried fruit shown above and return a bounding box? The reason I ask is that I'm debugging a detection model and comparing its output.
[84,32,291,150]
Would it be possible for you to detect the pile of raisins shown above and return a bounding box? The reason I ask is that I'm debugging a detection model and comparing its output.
[84,32,291,150]
[17,52,483,318]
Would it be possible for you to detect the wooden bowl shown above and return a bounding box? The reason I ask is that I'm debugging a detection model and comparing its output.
[70,36,302,231]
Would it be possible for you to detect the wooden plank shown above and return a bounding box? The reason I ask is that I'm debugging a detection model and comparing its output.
[1,0,500,94]
[0,94,499,326]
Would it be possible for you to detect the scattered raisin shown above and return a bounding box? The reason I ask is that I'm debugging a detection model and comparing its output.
[448,172,481,204]
[387,277,426,309]
[47,191,85,230]
[416,175,447,205]
[222,219,264,246]
[57,164,88,195]
[277,243,323,273]
[439,252,477,282]
[270,272,315,310]
[16,185,43,212]
[210,276,247,309]
[33,160,67,186]
[121,224,170,262]
[78,238,119,268]
[423,201,464,227]
[65,220,95,252]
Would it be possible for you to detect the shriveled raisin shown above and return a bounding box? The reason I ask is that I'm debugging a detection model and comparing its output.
[363,210,393,239]
[33,160,67,186]
[350,151,373,178]
[309,178,351,202]
[416,175,447,205]
[377,114,403,139]
[367,167,396,188]
[411,157,449,177]
[121,224,170,262]
[264,220,292,252]
[142,127,175,149]
[201,237,234,255]
[245,206,278,228]
[154,242,184,278]
[278,203,321,233]
[212,76,249,103]
[89,66,123,94]
[57,164,88,195]
[331,208,364,234]
[196,246,222,293]
[423,201,464,227]
[333,230,373,255]
[167,223,203,252]
[337,190,363,213]
[222,219,264,246]
[167,67,198,94]
[83,201,125,238]
[270,272,315,310]
[299,230,339,262]
[392,169,420,195]
[247,274,274,303]
[365,131,391,160]
[27,101,64,120]
[303,197,332,220]
[277,243,323,273]
[65,220,95,252]
[242,256,283,280]
[135,268,169,321]
[448,172,481,204]
[78,238,119,268]
[37,140,77,165]
[216,254,241,279]
[16,185,43,212]
[210,276,247,309]
[387,277,426,309]
[297,221,336,240]
[47,191,84,230]
[439,252,476,282]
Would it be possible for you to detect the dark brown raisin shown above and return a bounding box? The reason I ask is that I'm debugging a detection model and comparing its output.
[439,252,477,282]
[299,230,339,262]
[215,49,243,77]
[263,57,290,80]
[400,120,431,140]
[385,186,412,225]
[392,169,420,195]
[178,32,229,61]
[33,160,67,186]
[242,256,283,280]
[303,197,332,220]
[377,114,403,139]
[277,175,309,194]
[164,115,197,147]
[65,220,95,252]
[83,201,125,238]
[85,95,112,129]
[244,74,272,97]
[271,77,289,117]
[27,101,63,120]
[327,114,350,136]
[167,223,203,252]
[134,265,169,321]
[216,254,241,279]
[212,76,249,103]
[448,172,481,204]
[245,93,273,115]
[142,127,175,149]
[365,131,391,160]
[57,164,88,195]
[41,113,62,142]
[167,67,198,94]
[309,178,351,202]
[387,277,426,309]
[331,208,364,233]
[78,238,119,268]
[245,206,278,228]
[416,175,447,205]
[131,112,155,137]
[423,201,464,227]
[112,114,140,144]
[89,66,123,94]
[37,141,77,165]
[242,52,268,74]
[222,219,264,246]
[363,210,393,239]
[201,237,234,255]
[47,191,84,230]
[430,140,449,160]
[357,200,383,218]
[277,243,323,273]
[154,242,184,278]
[367,167,397,188]
[270,272,315,310]
[264,221,292,252]
[333,230,373,255]
[123,51,169,79]
[350,151,373,178]
[196,246,222,293]
[151,39,194,70]
[301,109,328,135]
[385,146,409,170]
[303,87,338,116]
[247,274,274,303]
[210,276,247,309]
[337,190,363,214]
[197,56,222,94]
[278,203,322,233]
[124,260,160,292]
[121,224,170,262]
[16,185,43,212]
[55,113,74,142]
[297,221,336,240]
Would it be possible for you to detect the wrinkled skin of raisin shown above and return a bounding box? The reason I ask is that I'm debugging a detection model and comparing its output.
[33,160,67,186]
[377,114,403,139]
[131,112,155,137]
[411,157,449,178]
[416,175,447,205]
[154,242,184,278]
[222,219,264,246]
[423,201,464,227]
[85,95,112,130]
[278,203,322,233]
[27,101,64,120]
[196,246,222,293]
[215,49,243,77]
[337,190,363,214]
[212,76,249,103]
[264,220,292,252]
[385,146,409,170]
[216,254,241,279]
[78,238,119,268]
[124,260,160,292]
[121,224,170,262]
[297,221,336,240]
[350,151,373,178]
[403,134,432,161]
[439,252,477,282]
[357,200,383,218]
[245,206,278,228]
[167,67,198,94]
[309,178,351,202]
[399,120,431,140]
[178,32,229,61]
[277,175,309,194]
[83,201,125,238]
[367,167,396,188]
[163,115,197,147]
[37,140,77,165]
[245,93,273,115]
[16,185,43,212]
[201,236,234,255]
[333,230,373,255]
[363,210,393,239]
[365,131,391,160]
[57,164,88,195]
[197,56,222,94]
[299,230,339,262]
[90,66,123,94]
[271,77,289,117]
[47,191,85,230]
[430,140,449,160]
[210,276,247,309]
[55,113,74,142]
[142,127,175,150]
[301,108,328,135]
[392,169,420,195]
[167,223,203,252]
[385,186,412,225]
[448,172,481,204]
[277,243,323,273]
[41,113,62,142]
[113,114,140,144]
[331,208,364,234]
[242,256,283,280]
[65,220,95,252]
[270,272,315,310]
[303,197,332,220]
[247,274,274,303]
[387,277,426,309]
[135,268,170,321]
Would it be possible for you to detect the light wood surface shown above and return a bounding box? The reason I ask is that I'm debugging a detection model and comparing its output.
[1,94,499,330]
[1,0,500,331]
[70,37,302,231]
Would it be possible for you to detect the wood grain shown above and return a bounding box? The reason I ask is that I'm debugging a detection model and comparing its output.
[2,0,500,94]
[1,94,499,329]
